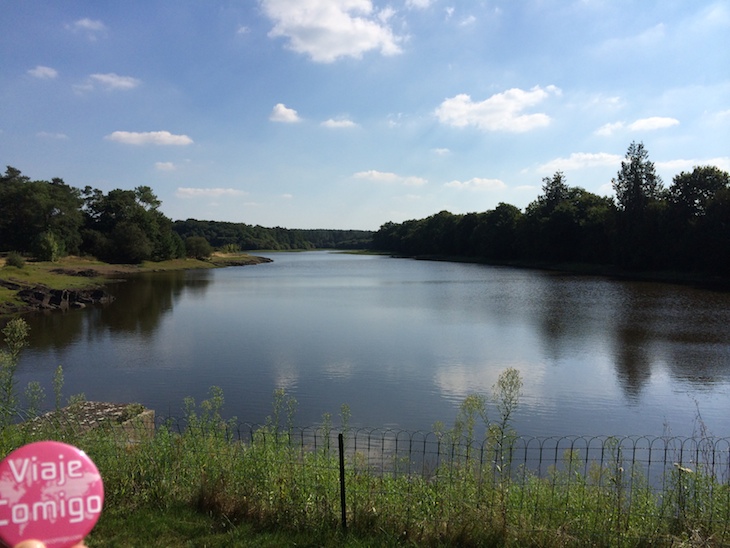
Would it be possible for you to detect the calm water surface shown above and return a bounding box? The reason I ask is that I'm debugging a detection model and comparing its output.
[16,252,730,438]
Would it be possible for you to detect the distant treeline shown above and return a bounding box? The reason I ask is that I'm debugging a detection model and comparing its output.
[172,219,373,251]
[373,142,730,277]
[0,166,372,264]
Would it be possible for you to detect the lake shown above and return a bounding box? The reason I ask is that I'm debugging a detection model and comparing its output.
[14,251,730,439]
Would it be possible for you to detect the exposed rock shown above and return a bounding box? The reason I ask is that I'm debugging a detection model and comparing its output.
[16,286,114,311]
[25,401,155,444]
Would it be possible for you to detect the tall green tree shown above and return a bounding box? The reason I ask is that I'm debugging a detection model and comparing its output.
[612,142,664,214]
[82,186,183,263]
[0,167,83,256]
[669,165,730,219]
[536,171,570,215]
[611,142,666,269]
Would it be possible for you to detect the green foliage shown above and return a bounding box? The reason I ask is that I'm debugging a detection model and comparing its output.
[53,365,64,410]
[0,168,83,255]
[33,230,63,261]
[173,219,372,251]
[612,141,664,214]
[373,148,730,276]
[67,392,86,406]
[23,381,45,417]
[219,242,240,253]
[5,251,25,268]
[0,318,30,428]
[185,236,213,259]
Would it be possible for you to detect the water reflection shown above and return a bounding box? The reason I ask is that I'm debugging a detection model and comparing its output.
[23,270,213,350]
[11,253,730,438]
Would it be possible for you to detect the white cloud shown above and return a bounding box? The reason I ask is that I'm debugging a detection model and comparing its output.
[353,170,427,186]
[538,152,622,172]
[656,157,730,173]
[105,131,193,146]
[596,23,666,54]
[261,0,403,63]
[628,116,680,131]
[28,66,58,79]
[89,73,141,90]
[155,162,176,171]
[459,15,477,26]
[434,85,559,132]
[176,187,247,198]
[406,0,433,8]
[595,116,680,136]
[689,3,730,32]
[71,18,106,32]
[281,193,294,199]
[37,131,68,140]
[444,178,506,190]
[67,18,107,40]
[270,103,301,123]
[594,121,624,136]
[321,118,358,128]
[432,148,451,156]
[237,25,250,34]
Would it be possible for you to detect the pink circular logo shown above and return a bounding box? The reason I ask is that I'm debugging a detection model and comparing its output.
[0,441,104,548]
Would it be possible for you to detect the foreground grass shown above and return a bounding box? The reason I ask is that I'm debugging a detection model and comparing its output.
[2,385,727,547]
[91,504,387,547]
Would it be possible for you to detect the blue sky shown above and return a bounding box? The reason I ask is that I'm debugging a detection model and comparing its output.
[2,1,728,230]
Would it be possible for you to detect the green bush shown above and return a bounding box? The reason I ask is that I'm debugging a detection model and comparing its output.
[185,236,213,259]
[5,251,25,268]
[33,230,64,262]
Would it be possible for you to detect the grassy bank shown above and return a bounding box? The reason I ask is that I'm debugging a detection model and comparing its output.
[0,253,270,317]
[3,386,729,547]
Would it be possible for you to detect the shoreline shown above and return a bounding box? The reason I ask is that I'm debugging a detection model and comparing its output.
[401,254,730,291]
[0,253,272,318]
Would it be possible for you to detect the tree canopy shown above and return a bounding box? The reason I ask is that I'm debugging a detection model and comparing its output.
[373,143,730,277]
[3,142,729,277]
[0,167,372,263]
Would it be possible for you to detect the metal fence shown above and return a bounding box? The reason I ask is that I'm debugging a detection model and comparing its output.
[162,418,730,543]
[15,408,730,543]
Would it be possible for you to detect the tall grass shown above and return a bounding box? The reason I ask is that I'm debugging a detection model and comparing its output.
[1,320,729,546]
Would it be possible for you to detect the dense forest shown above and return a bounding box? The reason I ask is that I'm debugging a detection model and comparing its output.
[3,141,729,276]
[171,219,372,251]
[0,166,371,263]
[373,142,730,277]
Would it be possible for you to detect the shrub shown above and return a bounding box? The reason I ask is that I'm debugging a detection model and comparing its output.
[34,230,64,262]
[5,251,25,268]
[185,236,213,260]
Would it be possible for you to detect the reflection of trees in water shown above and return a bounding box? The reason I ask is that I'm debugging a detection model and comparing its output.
[530,276,656,399]
[532,276,730,400]
[103,271,214,336]
[660,288,730,387]
[613,322,653,402]
[23,271,213,350]
[610,283,730,397]
[23,308,87,352]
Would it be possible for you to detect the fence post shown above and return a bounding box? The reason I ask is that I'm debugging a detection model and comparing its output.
[338,432,347,533]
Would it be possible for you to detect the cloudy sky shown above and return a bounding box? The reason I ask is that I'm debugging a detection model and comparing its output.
[2,1,728,230]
